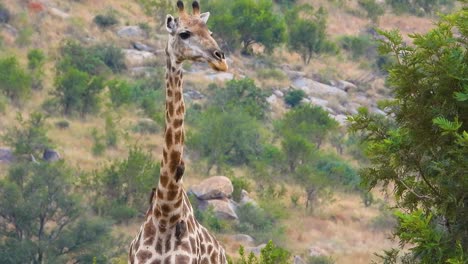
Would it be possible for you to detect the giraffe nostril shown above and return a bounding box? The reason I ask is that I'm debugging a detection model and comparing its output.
[213,50,225,61]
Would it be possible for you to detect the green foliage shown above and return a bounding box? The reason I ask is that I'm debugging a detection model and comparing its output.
[137,0,173,25]
[188,194,229,233]
[107,79,133,107]
[3,112,52,157]
[286,5,337,64]
[205,0,287,53]
[189,107,264,174]
[90,147,160,221]
[358,0,385,23]
[55,120,70,129]
[0,162,115,263]
[349,9,468,263]
[54,66,104,116]
[315,156,360,189]
[236,204,284,243]
[281,132,315,173]
[0,56,32,103]
[307,256,335,264]
[27,49,46,90]
[209,78,269,120]
[231,177,251,202]
[385,0,455,15]
[91,128,106,156]
[284,89,306,107]
[93,13,119,28]
[92,44,126,73]
[104,114,119,147]
[257,68,287,81]
[276,105,338,149]
[133,119,159,134]
[235,241,291,264]
[339,35,376,60]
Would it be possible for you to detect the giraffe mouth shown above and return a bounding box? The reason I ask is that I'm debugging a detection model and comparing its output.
[208,59,228,72]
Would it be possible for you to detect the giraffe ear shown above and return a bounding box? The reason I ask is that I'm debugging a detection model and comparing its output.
[166,14,177,33]
[200,12,210,24]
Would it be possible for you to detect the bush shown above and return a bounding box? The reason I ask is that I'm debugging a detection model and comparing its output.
[307,256,335,264]
[236,203,285,243]
[231,177,251,202]
[91,128,105,156]
[284,89,306,107]
[104,114,119,147]
[27,49,46,90]
[55,120,70,129]
[257,68,287,80]
[339,35,376,59]
[358,0,384,23]
[316,156,360,189]
[132,119,159,134]
[0,4,11,23]
[3,112,52,158]
[93,14,118,28]
[92,44,126,73]
[107,79,132,107]
[0,56,32,103]
[236,241,291,264]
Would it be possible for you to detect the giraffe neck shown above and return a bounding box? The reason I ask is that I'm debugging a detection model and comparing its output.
[152,51,186,231]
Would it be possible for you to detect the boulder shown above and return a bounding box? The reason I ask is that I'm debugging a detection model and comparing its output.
[309,246,328,257]
[240,190,257,207]
[230,234,255,245]
[199,198,238,220]
[190,176,233,200]
[122,49,156,68]
[331,114,348,126]
[273,90,284,97]
[132,41,154,52]
[48,7,70,19]
[117,26,147,39]
[294,256,307,264]
[246,244,266,256]
[0,148,14,163]
[266,94,278,104]
[336,80,357,92]
[309,96,330,109]
[292,78,347,98]
[43,149,61,162]
[184,89,204,100]
[206,72,234,82]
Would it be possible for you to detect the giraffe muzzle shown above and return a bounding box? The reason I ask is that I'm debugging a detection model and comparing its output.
[209,49,228,72]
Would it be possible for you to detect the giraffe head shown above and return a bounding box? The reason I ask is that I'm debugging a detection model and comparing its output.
[165,0,228,72]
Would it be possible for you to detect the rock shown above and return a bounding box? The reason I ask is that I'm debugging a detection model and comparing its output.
[129,67,155,77]
[292,78,347,98]
[184,89,205,100]
[336,80,357,92]
[190,176,233,200]
[266,94,278,104]
[273,90,284,97]
[206,72,234,82]
[283,69,306,79]
[230,234,255,246]
[309,246,328,257]
[246,244,266,256]
[48,7,70,19]
[117,26,147,39]
[331,114,348,126]
[43,149,60,162]
[132,41,154,52]
[240,190,257,207]
[122,49,156,68]
[0,148,14,163]
[294,256,306,264]
[371,107,386,116]
[199,198,238,220]
[309,96,330,108]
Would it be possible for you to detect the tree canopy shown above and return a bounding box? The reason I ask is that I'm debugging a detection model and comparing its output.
[349,8,468,263]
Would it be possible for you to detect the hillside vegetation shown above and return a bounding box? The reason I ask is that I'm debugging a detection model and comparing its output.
[0,0,465,263]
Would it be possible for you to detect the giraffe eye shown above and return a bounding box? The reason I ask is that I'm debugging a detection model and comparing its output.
[179,32,191,40]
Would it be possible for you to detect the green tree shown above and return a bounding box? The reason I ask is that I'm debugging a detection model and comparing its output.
[189,107,263,174]
[236,241,291,264]
[284,89,306,107]
[3,112,52,158]
[0,162,116,264]
[54,66,104,116]
[210,78,269,120]
[358,0,384,24]
[276,105,338,149]
[205,0,287,53]
[27,49,46,90]
[286,5,336,64]
[349,9,467,263]
[0,56,31,103]
[90,147,160,222]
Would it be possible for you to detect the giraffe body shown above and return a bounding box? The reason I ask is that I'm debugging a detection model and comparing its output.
[129,1,228,263]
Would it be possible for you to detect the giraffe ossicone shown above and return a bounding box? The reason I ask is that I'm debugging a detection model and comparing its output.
[129,1,229,263]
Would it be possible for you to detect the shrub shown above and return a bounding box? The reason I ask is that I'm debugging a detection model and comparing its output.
[236,241,291,264]
[316,156,360,189]
[27,49,46,90]
[91,128,105,156]
[55,120,70,129]
[235,203,285,243]
[358,0,384,23]
[0,56,32,103]
[231,177,251,202]
[257,68,287,80]
[307,256,335,264]
[3,112,52,158]
[339,35,376,59]
[284,89,306,107]
[93,14,118,28]
[104,114,119,147]
[0,4,10,23]
[132,119,159,134]
[92,44,126,73]
[107,79,132,107]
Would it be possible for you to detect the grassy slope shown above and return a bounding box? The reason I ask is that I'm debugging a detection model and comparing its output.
[0,0,438,262]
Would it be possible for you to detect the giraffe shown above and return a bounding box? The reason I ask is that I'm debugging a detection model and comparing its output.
[129,1,228,263]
